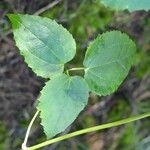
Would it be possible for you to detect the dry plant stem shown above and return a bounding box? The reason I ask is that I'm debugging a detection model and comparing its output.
[34,0,62,15]
[22,110,40,150]
[24,112,150,150]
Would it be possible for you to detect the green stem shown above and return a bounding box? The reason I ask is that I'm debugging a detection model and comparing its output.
[25,112,150,150]
[22,110,40,150]
[65,67,85,76]
[68,67,85,72]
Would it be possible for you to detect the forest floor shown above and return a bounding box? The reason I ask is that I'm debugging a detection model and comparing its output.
[0,0,150,150]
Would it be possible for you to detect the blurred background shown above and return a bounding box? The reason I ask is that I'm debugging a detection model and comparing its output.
[0,0,150,150]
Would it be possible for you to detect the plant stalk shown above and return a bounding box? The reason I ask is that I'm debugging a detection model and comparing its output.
[22,110,40,150]
[25,112,150,150]
[68,67,85,71]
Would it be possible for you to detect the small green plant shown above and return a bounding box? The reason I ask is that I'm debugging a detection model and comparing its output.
[8,1,150,150]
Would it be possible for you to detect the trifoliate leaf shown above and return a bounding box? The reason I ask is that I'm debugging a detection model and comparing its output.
[83,31,136,96]
[8,14,76,78]
[37,74,89,138]
[99,0,150,12]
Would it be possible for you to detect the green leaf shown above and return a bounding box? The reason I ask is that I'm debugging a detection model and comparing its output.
[83,31,136,96]
[37,74,89,138]
[8,14,76,78]
[99,0,150,12]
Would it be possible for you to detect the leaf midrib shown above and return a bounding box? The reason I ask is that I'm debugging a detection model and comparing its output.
[85,42,132,66]
[13,16,64,64]
[86,54,132,70]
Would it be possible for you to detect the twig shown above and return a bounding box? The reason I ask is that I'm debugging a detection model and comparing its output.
[34,0,62,15]
[136,91,150,101]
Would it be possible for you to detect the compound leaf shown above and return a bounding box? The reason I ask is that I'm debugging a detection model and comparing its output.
[37,74,89,138]
[83,31,136,96]
[99,0,150,12]
[8,14,76,78]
